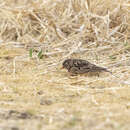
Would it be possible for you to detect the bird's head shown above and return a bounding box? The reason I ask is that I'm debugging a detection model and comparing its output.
[62,59,72,70]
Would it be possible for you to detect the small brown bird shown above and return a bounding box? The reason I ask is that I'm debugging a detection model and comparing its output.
[62,59,112,75]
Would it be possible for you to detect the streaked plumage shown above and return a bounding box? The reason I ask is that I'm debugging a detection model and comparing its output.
[62,59,112,74]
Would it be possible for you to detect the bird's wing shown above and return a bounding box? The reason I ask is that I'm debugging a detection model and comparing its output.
[73,59,90,67]
[72,59,94,73]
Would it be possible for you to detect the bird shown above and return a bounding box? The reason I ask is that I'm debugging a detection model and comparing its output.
[62,59,112,75]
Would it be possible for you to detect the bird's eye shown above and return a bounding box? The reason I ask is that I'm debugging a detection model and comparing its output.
[63,62,67,66]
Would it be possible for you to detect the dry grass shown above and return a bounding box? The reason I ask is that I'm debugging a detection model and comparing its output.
[0,0,130,130]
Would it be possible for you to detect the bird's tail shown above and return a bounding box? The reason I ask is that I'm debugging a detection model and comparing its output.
[101,67,112,74]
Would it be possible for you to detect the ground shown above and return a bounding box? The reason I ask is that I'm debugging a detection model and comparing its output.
[0,0,129,130]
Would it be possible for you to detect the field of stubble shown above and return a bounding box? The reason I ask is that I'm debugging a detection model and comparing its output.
[0,0,130,130]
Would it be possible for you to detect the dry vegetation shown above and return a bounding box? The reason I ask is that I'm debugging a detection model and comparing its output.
[0,0,130,130]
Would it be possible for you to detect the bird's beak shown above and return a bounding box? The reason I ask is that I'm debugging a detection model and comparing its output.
[61,66,64,69]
